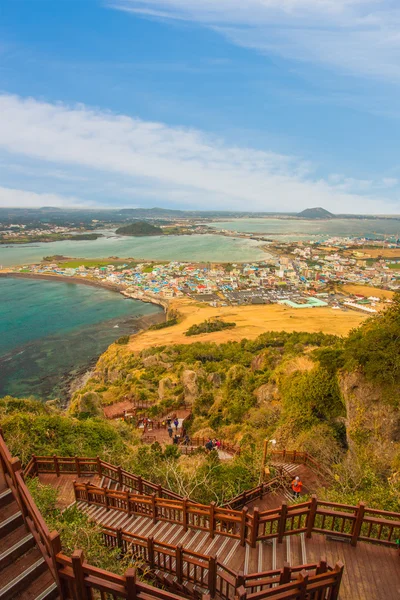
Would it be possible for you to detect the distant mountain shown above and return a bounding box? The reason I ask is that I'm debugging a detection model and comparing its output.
[115,221,163,236]
[297,207,335,219]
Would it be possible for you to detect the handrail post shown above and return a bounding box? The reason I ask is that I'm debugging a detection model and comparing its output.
[73,480,78,502]
[126,490,131,516]
[125,567,137,598]
[75,456,81,478]
[96,456,102,477]
[157,484,163,498]
[251,507,259,548]
[208,554,217,598]
[317,559,327,574]
[176,544,183,583]
[293,450,297,463]
[235,585,247,600]
[240,506,248,547]
[297,571,309,600]
[104,488,110,511]
[151,493,157,524]
[351,502,366,547]
[71,550,86,600]
[117,528,123,551]
[279,563,291,584]
[147,537,155,568]
[330,562,344,600]
[306,495,317,539]
[182,496,188,531]
[117,466,123,486]
[209,501,216,539]
[49,530,62,592]
[32,454,38,476]
[137,475,143,494]
[53,455,60,477]
[278,502,288,543]
[84,482,90,504]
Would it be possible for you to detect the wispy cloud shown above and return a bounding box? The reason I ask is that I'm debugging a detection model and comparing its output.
[0,93,398,213]
[109,1,400,82]
[0,185,91,209]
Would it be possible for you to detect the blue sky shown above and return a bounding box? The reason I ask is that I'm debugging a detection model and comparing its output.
[0,0,399,213]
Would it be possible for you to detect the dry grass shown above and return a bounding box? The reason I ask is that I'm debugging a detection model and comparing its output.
[128,298,366,352]
[339,284,395,300]
[344,248,400,258]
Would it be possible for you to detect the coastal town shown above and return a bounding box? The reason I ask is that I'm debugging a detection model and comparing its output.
[3,236,399,314]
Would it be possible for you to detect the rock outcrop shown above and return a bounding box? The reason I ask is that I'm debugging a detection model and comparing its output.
[182,370,198,404]
[339,370,400,461]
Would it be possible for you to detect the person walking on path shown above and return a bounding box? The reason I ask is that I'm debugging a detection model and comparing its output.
[174,417,179,431]
[167,425,173,439]
[291,476,303,499]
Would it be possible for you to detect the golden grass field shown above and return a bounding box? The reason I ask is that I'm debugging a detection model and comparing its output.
[344,248,400,258]
[339,284,395,300]
[128,298,367,352]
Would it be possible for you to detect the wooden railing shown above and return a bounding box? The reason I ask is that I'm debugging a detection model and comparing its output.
[76,477,400,551]
[270,449,328,477]
[223,468,293,510]
[24,455,184,501]
[0,436,345,600]
[179,437,241,456]
[0,431,62,593]
[100,522,343,599]
[56,550,188,600]
[74,482,250,546]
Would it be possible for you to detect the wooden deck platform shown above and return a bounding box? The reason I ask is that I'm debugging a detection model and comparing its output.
[39,472,400,600]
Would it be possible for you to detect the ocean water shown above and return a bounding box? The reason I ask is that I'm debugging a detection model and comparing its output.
[209,218,400,240]
[0,233,267,267]
[0,278,162,401]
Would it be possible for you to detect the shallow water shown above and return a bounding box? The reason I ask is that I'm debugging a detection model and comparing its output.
[0,278,162,400]
[208,218,400,240]
[0,233,267,267]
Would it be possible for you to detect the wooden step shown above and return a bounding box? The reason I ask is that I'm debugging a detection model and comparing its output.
[0,532,35,571]
[0,488,13,508]
[0,524,30,555]
[0,547,47,600]
[0,506,24,537]
[289,534,303,567]
[10,570,58,600]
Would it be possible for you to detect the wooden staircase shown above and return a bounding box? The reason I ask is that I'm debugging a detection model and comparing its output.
[0,469,59,600]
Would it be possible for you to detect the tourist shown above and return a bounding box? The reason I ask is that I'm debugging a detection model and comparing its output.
[174,417,179,431]
[291,476,303,499]
[173,434,179,445]
[184,434,190,446]
[205,438,213,451]
[167,425,173,439]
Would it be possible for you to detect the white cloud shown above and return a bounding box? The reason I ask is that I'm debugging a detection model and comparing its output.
[0,185,92,209]
[110,0,400,81]
[0,93,398,213]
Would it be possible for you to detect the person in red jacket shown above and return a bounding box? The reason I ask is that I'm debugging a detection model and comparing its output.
[291,476,303,499]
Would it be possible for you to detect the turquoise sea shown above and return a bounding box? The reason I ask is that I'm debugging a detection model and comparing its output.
[0,278,162,401]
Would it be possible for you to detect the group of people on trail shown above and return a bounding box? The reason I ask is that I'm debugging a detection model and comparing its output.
[205,438,221,452]
[167,416,180,441]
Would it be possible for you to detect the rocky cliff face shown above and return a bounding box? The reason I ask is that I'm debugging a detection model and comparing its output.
[339,370,400,463]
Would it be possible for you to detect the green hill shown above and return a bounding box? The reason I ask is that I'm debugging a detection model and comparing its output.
[297,207,334,219]
[115,221,163,236]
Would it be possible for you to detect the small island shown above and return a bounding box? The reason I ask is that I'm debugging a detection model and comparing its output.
[115,221,163,236]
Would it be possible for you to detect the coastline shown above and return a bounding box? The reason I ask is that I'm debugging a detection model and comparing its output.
[0,272,166,403]
[0,271,169,314]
